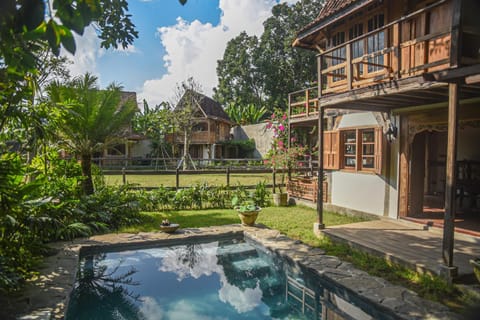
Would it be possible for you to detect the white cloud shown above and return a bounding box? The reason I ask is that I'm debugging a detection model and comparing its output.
[139,0,299,106]
[114,44,140,55]
[63,26,104,80]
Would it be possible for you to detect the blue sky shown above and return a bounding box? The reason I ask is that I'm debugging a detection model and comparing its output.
[65,0,298,106]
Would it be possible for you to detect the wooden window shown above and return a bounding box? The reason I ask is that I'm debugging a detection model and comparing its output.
[350,23,364,76]
[339,127,383,173]
[324,131,339,170]
[367,14,385,73]
[331,32,346,82]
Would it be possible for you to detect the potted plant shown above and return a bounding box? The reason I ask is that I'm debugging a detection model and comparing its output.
[470,258,480,283]
[265,111,306,206]
[159,219,180,233]
[232,195,261,226]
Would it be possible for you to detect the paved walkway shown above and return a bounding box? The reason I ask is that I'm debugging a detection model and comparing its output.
[321,218,480,277]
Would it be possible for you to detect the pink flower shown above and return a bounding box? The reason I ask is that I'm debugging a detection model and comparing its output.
[278,140,284,148]
[278,124,285,132]
[282,114,287,121]
[271,113,276,119]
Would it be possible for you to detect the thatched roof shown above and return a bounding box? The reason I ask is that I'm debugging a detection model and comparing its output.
[176,90,232,123]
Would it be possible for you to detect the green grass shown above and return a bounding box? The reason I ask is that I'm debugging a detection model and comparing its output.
[120,205,363,234]
[120,204,479,313]
[105,173,273,188]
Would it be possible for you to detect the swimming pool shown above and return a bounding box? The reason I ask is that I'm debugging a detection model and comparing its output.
[65,237,400,320]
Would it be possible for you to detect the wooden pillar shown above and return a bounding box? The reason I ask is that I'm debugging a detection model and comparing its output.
[316,106,325,230]
[441,83,459,278]
[398,116,410,217]
[315,53,325,231]
[346,42,353,91]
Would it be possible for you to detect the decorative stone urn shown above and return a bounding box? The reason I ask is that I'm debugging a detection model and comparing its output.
[236,207,261,226]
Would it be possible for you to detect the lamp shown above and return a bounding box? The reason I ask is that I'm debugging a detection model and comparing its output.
[386,123,397,142]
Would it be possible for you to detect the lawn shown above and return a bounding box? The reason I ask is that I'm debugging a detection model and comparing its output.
[105,173,273,188]
[120,205,366,239]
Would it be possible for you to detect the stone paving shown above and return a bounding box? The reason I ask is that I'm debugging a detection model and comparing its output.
[12,224,460,320]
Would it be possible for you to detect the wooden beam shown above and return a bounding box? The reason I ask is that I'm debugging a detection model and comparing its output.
[316,106,325,230]
[442,83,459,276]
[466,73,480,84]
[424,64,480,83]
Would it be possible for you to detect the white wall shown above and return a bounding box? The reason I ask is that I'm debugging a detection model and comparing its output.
[328,112,399,218]
[331,171,387,215]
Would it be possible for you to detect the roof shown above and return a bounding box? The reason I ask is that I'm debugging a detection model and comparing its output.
[176,90,232,123]
[296,0,374,45]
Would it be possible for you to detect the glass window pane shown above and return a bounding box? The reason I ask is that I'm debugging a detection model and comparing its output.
[363,144,374,155]
[344,131,356,143]
[345,157,356,167]
[345,144,356,155]
[362,157,374,168]
[362,131,374,143]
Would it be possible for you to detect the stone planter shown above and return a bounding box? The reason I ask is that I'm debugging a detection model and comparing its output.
[159,223,180,233]
[470,259,480,283]
[272,193,288,206]
[237,207,261,226]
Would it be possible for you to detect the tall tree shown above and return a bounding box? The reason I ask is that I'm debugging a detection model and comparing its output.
[214,0,324,114]
[47,73,137,195]
[214,32,264,108]
[259,0,323,110]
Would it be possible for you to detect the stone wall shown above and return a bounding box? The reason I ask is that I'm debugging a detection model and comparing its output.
[231,123,273,158]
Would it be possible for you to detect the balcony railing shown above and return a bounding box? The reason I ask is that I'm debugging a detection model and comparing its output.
[289,0,453,118]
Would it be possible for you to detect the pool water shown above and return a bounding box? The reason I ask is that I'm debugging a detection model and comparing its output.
[66,239,393,320]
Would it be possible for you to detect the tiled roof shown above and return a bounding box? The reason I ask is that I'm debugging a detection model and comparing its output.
[298,0,361,35]
[318,0,359,21]
[177,90,232,123]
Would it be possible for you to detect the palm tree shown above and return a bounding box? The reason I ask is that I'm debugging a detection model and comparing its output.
[47,73,137,195]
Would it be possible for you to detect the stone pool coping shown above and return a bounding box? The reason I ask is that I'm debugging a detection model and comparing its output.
[15,224,459,320]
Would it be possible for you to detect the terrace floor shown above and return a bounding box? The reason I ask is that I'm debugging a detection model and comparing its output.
[321,218,480,279]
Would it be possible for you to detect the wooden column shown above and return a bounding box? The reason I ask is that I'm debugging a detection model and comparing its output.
[315,53,325,231]
[316,106,325,229]
[442,83,459,278]
[346,42,353,91]
[398,116,409,217]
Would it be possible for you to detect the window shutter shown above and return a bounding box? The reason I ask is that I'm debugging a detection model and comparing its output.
[374,127,383,175]
[324,131,340,170]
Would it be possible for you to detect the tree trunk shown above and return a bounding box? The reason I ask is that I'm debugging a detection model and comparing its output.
[81,153,94,195]
[183,131,189,170]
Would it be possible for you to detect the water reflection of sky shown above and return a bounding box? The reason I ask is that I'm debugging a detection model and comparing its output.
[95,241,265,319]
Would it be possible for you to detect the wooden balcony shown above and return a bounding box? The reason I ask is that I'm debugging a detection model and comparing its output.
[289,0,463,118]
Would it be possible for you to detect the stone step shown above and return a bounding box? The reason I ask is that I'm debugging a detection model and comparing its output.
[217,242,258,261]
[231,257,272,279]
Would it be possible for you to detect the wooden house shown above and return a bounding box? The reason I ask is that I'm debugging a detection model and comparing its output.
[167,90,233,159]
[289,0,480,276]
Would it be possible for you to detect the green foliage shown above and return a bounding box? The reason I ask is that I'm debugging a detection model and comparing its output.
[222,139,256,158]
[0,0,138,75]
[132,100,173,158]
[135,182,269,212]
[46,73,138,194]
[214,0,324,113]
[225,103,267,125]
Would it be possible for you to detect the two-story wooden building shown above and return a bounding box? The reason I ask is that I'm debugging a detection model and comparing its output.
[289,0,480,275]
[167,90,233,160]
